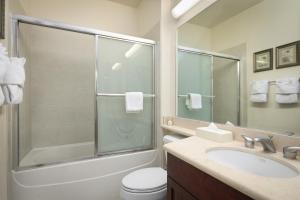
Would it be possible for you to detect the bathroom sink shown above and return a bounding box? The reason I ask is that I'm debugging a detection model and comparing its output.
[207,148,298,178]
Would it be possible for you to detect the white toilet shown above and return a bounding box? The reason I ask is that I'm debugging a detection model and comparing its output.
[120,134,186,200]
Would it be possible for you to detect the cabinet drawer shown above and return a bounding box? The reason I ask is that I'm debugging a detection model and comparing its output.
[167,153,253,200]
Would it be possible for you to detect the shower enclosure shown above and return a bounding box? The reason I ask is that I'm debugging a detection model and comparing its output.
[177,46,240,125]
[12,15,156,169]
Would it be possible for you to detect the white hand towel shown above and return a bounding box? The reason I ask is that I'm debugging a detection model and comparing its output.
[125,92,143,113]
[276,78,299,94]
[185,93,202,109]
[2,85,23,104]
[250,94,267,103]
[250,80,269,94]
[275,94,298,104]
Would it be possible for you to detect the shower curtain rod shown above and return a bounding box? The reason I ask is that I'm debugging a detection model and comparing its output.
[97,93,155,97]
[178,94,215,98]
[12,15,156,45]
[178,45,240,61]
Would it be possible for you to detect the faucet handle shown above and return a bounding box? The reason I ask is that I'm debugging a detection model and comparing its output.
[254,135,276,153]
[255,135,273,141]
[241,135,255,149]
[283,146,300,159]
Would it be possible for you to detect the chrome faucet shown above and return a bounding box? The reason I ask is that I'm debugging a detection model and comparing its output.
[254,136,276,153]
[283,146,300,159]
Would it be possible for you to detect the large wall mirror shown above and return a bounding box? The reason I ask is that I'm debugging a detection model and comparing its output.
[176,0,300,136]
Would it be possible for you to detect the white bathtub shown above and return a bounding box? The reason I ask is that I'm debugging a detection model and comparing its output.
[19,142,95,167]
[12,149,160,200]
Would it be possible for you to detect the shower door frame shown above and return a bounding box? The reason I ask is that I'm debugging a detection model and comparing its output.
[176,46,241,125]
[11,15,157,170]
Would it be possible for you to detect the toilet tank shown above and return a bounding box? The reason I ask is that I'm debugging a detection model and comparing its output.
[162,134,186,168]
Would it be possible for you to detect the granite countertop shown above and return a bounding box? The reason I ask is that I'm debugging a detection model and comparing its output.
[164,136,300,200]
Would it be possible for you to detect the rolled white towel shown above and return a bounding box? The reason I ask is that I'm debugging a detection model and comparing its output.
[275,94,298,104]
[2,85,23,104]
[0,44,9,84]
[0,61,8,83]
[0,43,8,57]
[4,57,26,86]
[3,57,26,104]
[0,43,10,106]
[0,86,4,106]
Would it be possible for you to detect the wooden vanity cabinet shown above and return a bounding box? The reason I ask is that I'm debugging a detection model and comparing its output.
[167,153,253,200]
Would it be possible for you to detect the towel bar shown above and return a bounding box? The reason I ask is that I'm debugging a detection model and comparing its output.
[178,95,215,98]
[97,93,155,97]
[0,83,20,86]
[268,78,300,85]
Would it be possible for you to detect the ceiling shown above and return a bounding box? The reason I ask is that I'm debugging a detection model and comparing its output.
[189,0,264,28]
[107,0,142,8]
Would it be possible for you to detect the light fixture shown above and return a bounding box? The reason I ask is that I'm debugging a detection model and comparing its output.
[112,62,122,71]
[125,44,142,58]
[172,0,202,19]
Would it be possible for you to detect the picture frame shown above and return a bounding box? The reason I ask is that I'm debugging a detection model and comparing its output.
[253,48,273,73]
[276,41,300,69]
[0,0,4,39]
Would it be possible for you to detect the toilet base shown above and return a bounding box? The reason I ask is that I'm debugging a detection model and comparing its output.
[120,187,167,200]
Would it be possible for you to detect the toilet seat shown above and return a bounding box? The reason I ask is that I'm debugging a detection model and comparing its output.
[121,167,167,200]
[122,183,166,193]
[122,167,167,192]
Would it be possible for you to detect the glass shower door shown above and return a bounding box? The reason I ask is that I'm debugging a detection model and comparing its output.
[177,50,212,121]
[17,24,96,168]
[213,57,239,125]
[96,36,155,155]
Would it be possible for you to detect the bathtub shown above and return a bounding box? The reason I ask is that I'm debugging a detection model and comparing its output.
[12,149,160,200]
[19,142,95,167]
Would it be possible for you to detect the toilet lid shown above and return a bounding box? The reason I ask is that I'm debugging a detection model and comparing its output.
[122,167,167,193]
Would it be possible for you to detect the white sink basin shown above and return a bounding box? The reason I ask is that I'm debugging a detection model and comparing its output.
[207,148,298,178]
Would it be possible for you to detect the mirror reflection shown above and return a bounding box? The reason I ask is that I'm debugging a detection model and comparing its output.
[177,48,240,125]
[176,0,300,136]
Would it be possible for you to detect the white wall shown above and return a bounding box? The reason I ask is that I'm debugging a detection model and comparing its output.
[137,0,161,40]
[25,0,160,40]
[178,22,211,50]
[26,0,140,36]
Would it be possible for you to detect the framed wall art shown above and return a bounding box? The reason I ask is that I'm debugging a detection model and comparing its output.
[253,48,273,72]
[276,41,300,69]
